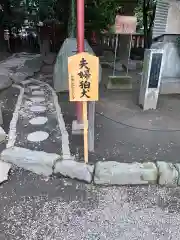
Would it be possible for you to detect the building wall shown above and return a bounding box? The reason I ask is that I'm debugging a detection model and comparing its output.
[159,0,180,79]
[151,0,180,93]
[152,0,169,38]
[166,0,180,34]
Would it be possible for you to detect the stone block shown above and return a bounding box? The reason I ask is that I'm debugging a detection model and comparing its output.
[18,66,34,77]
[157,161,178,186]
[0,126,6,142]
[1,147,61,176]
[0,161,11,183]
[24,56,42,70]
[94,161,158,185]
[107,76,132,90]
[54,160,94,183]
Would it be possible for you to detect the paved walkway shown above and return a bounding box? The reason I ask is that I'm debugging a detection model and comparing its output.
[95,91,180,163]
[0,53,72,176]
[58,65,180,164]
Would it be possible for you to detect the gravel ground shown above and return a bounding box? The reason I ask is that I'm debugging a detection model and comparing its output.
[0,168,180,240]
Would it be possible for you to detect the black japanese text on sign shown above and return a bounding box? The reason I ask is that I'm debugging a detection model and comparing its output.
[68,52,99,102]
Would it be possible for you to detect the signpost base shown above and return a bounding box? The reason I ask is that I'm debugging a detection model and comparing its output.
[72,120,84,135]
[83,101,88,163]
[88,102,95,152]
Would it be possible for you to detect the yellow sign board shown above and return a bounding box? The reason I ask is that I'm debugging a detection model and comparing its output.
[68,52,99,102]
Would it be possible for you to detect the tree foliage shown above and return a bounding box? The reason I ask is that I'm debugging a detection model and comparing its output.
[85,0,121,31]
[0,0,26,29]
[134,0,156,48]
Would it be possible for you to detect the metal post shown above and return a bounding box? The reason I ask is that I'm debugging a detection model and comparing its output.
[76,0,84,123]
[88,102,95,152]
[68,0,76,38]
[71,0,76,37]
[113,34,119,76]
[126,34,132,75]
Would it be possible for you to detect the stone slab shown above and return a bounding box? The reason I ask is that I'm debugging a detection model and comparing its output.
[94,161,158,185]
[1,147,61,176]
[0,126,6,142]
[157,162,178,186]
[24,56,42,70]
[0,74,12,90]
[18,66,34,77]
[107,76,132,90]
[11,72,27,83]
[54,160,94,183]
[0,161,11,183]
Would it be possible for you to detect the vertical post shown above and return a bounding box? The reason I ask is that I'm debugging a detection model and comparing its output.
[68,0,76,38]
[113,34,118,76]
[76,0,84,123]
[71,0,76,38]
[83,101,88,163]
[88,101,95,152]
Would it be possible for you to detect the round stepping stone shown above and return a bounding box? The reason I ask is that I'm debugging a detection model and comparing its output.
[30,105,46,113]
[29,85,40,90]
[27,131,49,142]
[29,97,45,103]
[29,116,48,125]
[32,90,44,96]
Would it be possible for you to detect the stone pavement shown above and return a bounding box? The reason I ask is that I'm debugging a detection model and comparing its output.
[0,53,93,181]
[1,77,75,176]
[0,53,44,182]
[0,53,67,177]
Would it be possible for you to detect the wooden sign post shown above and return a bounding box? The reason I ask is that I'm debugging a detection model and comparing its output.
[68,52,99,163]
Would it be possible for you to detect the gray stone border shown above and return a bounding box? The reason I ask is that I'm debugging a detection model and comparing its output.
[54,160,180,186]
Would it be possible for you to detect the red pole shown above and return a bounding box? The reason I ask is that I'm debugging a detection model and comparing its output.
[76,0,84,123]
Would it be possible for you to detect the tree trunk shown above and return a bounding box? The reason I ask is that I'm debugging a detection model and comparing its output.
[143,0,156,49]
[0,26,6,52]
[143,0,149,49]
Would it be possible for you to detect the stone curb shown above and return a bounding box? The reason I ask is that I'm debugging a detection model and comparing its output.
[1,147,61,177]
[54,160,180,187]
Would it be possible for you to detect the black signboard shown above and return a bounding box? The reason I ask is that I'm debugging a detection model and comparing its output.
[148,53,162,88]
